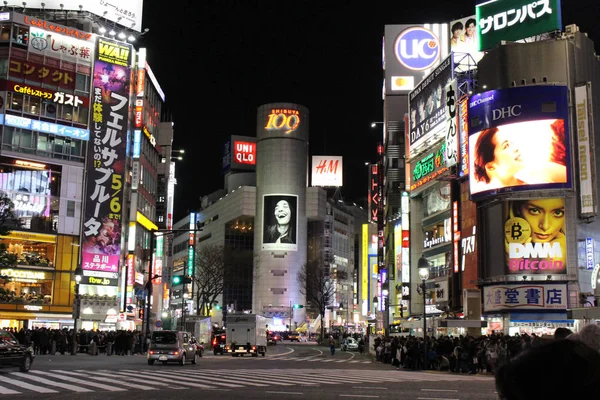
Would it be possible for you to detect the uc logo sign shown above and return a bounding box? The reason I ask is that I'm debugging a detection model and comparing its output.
[394,27,440,71]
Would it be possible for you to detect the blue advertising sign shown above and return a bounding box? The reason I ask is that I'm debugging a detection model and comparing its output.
[586,237,594,270]
[0,113,90,141]
[133,129,141,158]
[467,85,571,198]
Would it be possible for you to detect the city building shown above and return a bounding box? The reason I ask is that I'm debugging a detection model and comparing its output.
[0,12,94,329]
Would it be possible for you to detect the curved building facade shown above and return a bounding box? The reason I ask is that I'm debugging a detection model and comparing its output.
[253,103,309,325]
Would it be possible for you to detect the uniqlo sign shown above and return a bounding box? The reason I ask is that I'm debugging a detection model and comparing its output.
[233,141,256,165]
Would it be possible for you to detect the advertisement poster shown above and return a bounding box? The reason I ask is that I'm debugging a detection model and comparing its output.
[476,0,562,51]
[81,37,132,274]
[312,156,343,187]
[483,284,568,311]
[408,55,453,158]
[262,194,298,251]
[574,84,597,217]
[449,15,483,69]
[503,198,567,275]
[444,79,458,167]
[383,24,450,95]
[468,85,571,198]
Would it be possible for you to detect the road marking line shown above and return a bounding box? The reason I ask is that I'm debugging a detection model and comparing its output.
[10,372,92,393]
[266,391,304,395]
[276,347,295,356]
[30,370,127,392]
[349,361,360,363]
[0,384,20,395]
[421,389,459,392]
[353,387,387,390]
[311,348,324,356]
[54,370,156,391]
[184,370,288,386]
[362,361,371,363]
[417,398,460,400]
[206,370,312,386]
[0,376,52,394]
[335,360,346,363]
[340,395,380,398]
[117,370,228,388]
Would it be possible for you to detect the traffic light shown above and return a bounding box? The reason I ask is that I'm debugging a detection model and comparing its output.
[172,275,192,285]
[293,304,304,309]
[214,304,221,310]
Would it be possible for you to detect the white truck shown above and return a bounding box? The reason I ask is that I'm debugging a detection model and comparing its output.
[225,313,267,357]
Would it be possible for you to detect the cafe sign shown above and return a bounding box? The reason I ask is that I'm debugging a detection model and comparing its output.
[1,268,45,282]
[409,142,449,193]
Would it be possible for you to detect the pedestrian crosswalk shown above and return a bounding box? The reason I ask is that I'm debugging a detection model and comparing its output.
[0,367,492,395]
[267,356,373,364]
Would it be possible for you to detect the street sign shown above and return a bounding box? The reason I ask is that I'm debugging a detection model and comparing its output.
[156,320,162,328]
[118,313,126,322]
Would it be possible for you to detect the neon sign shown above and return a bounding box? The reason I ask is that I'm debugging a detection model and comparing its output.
[410,143,448,191]
[265,109,300,133]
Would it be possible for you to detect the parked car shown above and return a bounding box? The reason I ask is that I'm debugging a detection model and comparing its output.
[147,330,199,365]
[341,337,359,352]
[0,330,34,372]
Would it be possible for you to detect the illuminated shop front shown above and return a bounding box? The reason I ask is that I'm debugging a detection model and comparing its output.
[0,157,61,232]
[0,232,79,329]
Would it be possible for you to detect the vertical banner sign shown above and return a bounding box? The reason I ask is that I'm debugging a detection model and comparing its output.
[368,164,379,222]
[574,84,597,217]
[586,238,594,271]
[82,37,132,275]
[445,79,458,167]
[453,201,460,273]
[458,96,469,177]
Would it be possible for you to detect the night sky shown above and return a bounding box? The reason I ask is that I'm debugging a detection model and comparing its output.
[141,0,600,221]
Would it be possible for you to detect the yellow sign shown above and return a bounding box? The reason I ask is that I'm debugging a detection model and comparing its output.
[136,211,158,231]
[265,109,301,133]
[361,224,369,304]
[98,38,131,67]
[1,269,46,280]
[0,231,56,243]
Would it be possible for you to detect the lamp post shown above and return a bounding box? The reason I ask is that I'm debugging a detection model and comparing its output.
[418,263,430,369]
[71,266,83,355]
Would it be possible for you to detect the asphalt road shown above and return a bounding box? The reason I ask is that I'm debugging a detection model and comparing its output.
[0,342,498,400]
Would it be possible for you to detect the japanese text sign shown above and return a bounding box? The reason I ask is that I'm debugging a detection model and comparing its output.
[409,141,449,194]
[476,0,562,51]
[0,114,89,141]
[81,36,132,275]
[29,27,93,65]
[9,58,75,90]
[3,80,88,108]
[445,79,458,167]
[483,284,567,311]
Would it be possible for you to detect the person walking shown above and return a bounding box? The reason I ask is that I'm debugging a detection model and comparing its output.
[329,336,336,356]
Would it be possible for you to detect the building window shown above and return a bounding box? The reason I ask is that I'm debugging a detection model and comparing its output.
[67,200,75,217]
[9,92,23,111]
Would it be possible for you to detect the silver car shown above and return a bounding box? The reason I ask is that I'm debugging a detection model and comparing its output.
[147,330,198,365]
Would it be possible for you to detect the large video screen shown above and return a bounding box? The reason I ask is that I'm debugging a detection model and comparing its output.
[262,194,298,252]
[468,86,571,198]
[503,198,567,275]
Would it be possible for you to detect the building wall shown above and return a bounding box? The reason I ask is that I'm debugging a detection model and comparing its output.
[253,103,308,323]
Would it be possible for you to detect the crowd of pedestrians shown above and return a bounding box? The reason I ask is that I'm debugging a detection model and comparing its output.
[4,327,150,355]
[371,325,600,375]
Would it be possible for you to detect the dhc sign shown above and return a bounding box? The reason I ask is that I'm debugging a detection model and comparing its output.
[394,27,440,71]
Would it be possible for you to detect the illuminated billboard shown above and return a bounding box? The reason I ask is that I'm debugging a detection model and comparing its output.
[312,156,343,187]
[504,198,567,275]
[28,26,94,65]
[468,85,570,198]
[449,15,483,70]
[24,1,144,32]
[476,0,562,51]
[408,55,453,159]
[223,135,256,172]
[81,37,132,276]
[409,141,448,194]
[483,284,568,311]
[384,24,450,94]
[261,194,298,252]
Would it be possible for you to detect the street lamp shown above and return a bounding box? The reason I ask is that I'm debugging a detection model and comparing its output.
[71,266,83,355]
[418,259,430,369]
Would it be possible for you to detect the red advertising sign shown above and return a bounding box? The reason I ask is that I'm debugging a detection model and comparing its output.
[135,105,143,128]
[368,164,379,222]
[9,58,76,90]
[233,141,256,165]
[136,69,145,97]
[402,230,410,248]
[453,201,460,273]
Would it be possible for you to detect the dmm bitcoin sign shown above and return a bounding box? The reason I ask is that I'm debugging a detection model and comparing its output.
[265,109,301,133]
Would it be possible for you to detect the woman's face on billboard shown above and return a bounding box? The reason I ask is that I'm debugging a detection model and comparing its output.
[487,129,523,180]
[465,23,475,38]
[274,200,291,225]
[519,198,565,242]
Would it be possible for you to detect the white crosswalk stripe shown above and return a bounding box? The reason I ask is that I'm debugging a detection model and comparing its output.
[0,367,490,395]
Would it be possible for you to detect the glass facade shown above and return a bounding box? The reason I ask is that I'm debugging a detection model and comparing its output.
[223,217,254,311]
